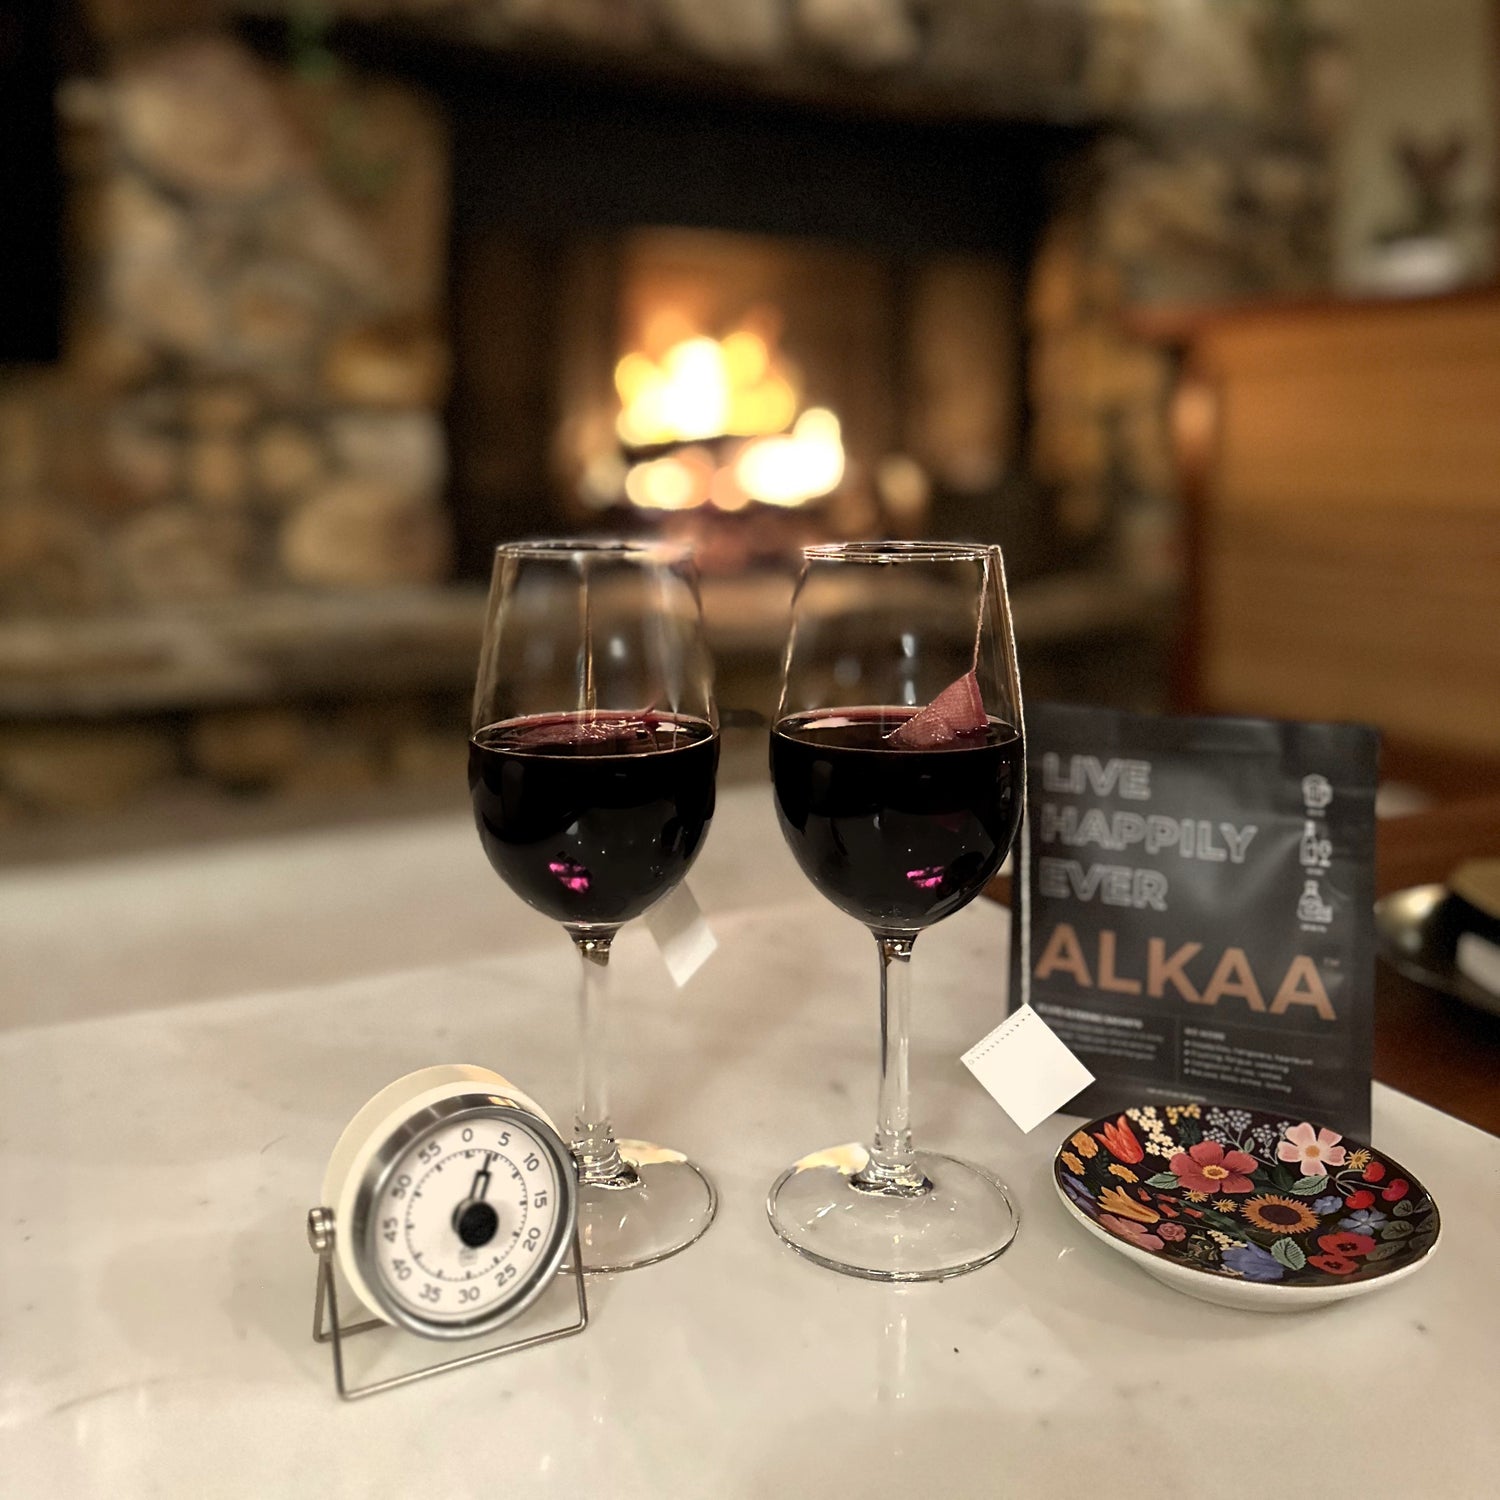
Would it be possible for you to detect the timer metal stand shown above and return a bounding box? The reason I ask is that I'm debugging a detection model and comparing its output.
[306,1206,589,1400]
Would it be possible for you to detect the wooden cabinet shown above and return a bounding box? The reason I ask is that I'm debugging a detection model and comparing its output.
[1165,291,1500,788]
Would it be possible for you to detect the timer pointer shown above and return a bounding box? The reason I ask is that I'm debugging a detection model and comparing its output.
[453,1152,500,1248]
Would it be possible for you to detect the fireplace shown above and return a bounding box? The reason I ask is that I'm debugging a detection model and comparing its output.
[402,46,1083,581]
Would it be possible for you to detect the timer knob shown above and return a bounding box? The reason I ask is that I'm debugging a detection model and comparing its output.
[455,1201,500,1247]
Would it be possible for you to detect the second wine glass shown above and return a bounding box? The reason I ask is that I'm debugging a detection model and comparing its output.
[767,541,1025,1281]
[469,539,719,1272]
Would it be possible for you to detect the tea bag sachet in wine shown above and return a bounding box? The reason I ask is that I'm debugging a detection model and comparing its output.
[885,670,988,748]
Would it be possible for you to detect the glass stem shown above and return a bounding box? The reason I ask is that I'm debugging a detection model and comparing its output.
[567,925,636,1189]
[855,933,931,1195]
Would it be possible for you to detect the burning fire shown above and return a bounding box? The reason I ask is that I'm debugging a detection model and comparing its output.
[615,329,798,447]
[608,324,845,512]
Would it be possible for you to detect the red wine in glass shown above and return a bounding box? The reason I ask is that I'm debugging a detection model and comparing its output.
[771,708,1021,932]
[766,541,1026,1282]
[470,710,718,927]
[470,539,720,1274]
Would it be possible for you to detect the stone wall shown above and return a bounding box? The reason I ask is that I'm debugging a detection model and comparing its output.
[0,23,464,817]
[1027,123,1340,565]
[0,32,451,618]
[237,0,1345,133]
[0,695,465,821]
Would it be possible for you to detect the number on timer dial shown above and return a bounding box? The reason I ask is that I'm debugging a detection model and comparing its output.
[374,1118,560,1325]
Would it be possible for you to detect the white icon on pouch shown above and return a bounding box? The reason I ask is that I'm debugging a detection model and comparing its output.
[1298,880,1334,925]
[1299,822,1332,869]
[1302,774,1333,811]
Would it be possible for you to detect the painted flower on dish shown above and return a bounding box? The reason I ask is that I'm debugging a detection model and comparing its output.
[1206,1107,1252,1140]
[1308,1253,1359,1275]
[1099,1214,1165,1252]
[1158,1221,1187,1241]
[1126,1107,1175,1156]
[1240,1194,1320,1235]
[1070,1130,1099,1159]
[1108,1165,1138,1182]
[1169,1140,1257,1195]
[1061,1175,1097,1213]
[1347,1149,1372,1172]
[1061,1151,1083,1175]
[1097,1185,1160,1224]
[1318,1232,1376,1258]
[1313,1196,1344,1216]
[1222,1242,1285,1282]
[1339,1209,1390,1235]
[1277,1122,1348,1176]
[1213,1198,1238,1213]
[1094,1115,1145,1164]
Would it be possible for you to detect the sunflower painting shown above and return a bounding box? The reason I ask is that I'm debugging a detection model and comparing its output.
[1053,1103,1440,1291]
[1240,1195,1320,1235]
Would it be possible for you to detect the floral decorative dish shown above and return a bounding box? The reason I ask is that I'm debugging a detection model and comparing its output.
[1053,1103,1441,1311]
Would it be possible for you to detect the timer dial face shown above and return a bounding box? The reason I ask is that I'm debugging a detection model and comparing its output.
[368,1109,567,1330]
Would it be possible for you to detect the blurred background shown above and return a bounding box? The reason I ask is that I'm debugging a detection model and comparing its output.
[1,0,1497,852]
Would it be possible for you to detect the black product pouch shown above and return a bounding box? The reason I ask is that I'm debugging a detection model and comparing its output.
[1009,704,1379,1138]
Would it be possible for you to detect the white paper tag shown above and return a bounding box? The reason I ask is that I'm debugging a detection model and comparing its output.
[644,882,717,987]
[961,1006,1094,1134]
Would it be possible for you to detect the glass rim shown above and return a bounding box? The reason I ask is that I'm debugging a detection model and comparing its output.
[493,537,696,564]
[802,540,997,564]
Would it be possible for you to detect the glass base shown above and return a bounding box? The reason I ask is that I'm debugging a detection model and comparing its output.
[575,1139,717,1274]
[767,1144,1019,1282]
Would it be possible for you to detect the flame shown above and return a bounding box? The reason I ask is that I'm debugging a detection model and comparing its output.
[615,328,800,448]
[613,321,845,512]
[623,449,711,511]
[734,408,844,508]
[621,412,845,513]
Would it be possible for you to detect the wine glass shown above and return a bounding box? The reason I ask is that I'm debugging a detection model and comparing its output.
[470,539,719,1272]
[767,541,1025,1280]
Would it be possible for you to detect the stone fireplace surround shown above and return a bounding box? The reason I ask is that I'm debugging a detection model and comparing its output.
[0,0,1349,816]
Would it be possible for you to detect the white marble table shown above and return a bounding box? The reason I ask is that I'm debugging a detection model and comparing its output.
[4,781,1499,1498]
